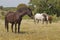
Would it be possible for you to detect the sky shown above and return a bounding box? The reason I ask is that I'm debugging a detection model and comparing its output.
[0,0,30,7]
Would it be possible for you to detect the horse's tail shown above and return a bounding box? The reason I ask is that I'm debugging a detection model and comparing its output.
[5,17,6,29]
[5,17,7,29]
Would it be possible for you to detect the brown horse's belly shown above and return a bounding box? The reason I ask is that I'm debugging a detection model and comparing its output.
[6,14,20,23]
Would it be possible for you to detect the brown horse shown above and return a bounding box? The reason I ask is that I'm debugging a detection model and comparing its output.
[43,14,52,24]
[42,13,53,24]
[5,8,34,33]
[47,15,52,24]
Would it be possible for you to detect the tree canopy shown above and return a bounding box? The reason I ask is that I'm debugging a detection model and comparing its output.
[29,0,60,17]
[17,4,28,10]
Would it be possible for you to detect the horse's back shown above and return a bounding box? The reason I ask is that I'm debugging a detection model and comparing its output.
[5,11,20,23]
[34,13,44,19]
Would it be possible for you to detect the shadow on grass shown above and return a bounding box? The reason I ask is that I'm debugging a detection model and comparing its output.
[14,31,36,34]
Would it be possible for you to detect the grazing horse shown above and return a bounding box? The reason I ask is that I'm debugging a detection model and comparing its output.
[5,8,34,33]
[42,13,52,24]
[34,13,45,24]
[47,15,52,24]
[34,13,52,24]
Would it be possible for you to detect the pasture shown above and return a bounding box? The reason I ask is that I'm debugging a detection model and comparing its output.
[0,19,60,40]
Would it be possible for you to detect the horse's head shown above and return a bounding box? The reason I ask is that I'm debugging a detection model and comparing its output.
[26,8,34,19]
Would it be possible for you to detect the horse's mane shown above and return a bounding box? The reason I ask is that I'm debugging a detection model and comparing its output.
[17,7,27,12]
[16,7,32,13]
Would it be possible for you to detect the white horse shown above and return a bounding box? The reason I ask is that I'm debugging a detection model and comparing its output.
[34,13,49,24]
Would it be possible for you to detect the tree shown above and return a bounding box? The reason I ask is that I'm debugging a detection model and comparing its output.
[17,4,28,10]
[29,0,60,17]
[0,6,3,10]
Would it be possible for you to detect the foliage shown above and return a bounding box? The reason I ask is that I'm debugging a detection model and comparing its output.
[23,15,30,19]
[28,5,34,11]
[29,0,60,17]
[0,6,3,10]
[51,14,58,22]
[17,4,28,10]
[3,7,16,11]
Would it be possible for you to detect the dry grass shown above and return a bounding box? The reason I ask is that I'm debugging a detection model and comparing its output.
[0,19,60,40]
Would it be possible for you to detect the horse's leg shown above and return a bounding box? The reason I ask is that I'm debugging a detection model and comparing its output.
[5,18,9,32]
[15,23,17,33]
[46,20,48,24]
[42,18,44,24]
[18,18,22,33]
[18,23,20,33]
[11,23,14,32]
[37,19,39,24]
[34,18,36,24]
[6,23,9,32]
[5,19,7,29]
[42,20,44,24]
[5,22,9,32]
[49,20,52,24]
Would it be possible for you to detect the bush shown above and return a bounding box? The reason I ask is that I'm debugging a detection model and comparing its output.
[23,15,30,19]
[52,14,58,22]
[17,4,28,10]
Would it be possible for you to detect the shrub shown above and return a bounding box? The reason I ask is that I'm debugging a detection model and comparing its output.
[52,14,58,22]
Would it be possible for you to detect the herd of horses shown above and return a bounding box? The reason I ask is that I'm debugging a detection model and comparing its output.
[4,7,52,33]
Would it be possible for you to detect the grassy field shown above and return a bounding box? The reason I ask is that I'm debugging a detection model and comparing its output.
[0,19,60,40]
